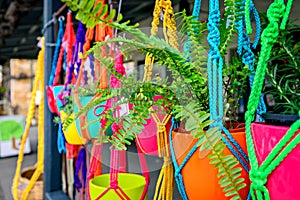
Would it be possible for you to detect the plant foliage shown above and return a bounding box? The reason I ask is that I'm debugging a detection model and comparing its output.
[61,0,247,199]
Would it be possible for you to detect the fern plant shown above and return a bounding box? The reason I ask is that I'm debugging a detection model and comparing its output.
[61,0,248,199]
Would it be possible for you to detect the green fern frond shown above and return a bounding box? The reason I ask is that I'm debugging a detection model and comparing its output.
[220,0,244,56]
[209,142,246,199]
[61,0,138,29]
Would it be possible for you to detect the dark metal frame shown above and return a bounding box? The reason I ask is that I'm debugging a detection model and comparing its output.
[43,0,69,199]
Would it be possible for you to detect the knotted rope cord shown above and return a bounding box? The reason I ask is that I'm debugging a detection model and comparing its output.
[244,1,296,199]
[94,0,112,87]
[236,0,266,123]
[63,11,76,92]
[140,1,177,199]
[73,0,111,141]
[87,143,103,200]
[95,148,130,200]
[245,0,292,34]
[169,1,203,199]
[57,122,66,154]
[73,22,86,79]
[207,0,250,170]
[143,0,178,82]
[12,38,45,200]
[56,11,76,105]
[46,18,67,153]
[49,17,64,86]
[152,110,174,200]
[207,2,252,198]
[183,0,202,60]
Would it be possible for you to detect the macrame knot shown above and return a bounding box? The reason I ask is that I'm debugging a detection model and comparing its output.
[110,179,118,189]
[207,10,221,59]
[242,34,255,66]
[158,123,166,133]
[112,123,120,133]
[208,10,220,24]
[267,2,285,22]
[175,168,182,176]
[250,170,267,191]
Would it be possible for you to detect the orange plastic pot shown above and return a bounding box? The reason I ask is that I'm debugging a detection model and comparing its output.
[172,128,249,200]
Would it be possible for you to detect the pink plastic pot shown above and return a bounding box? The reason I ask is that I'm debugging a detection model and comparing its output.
[135,96,171,156]
[251,123,300,200]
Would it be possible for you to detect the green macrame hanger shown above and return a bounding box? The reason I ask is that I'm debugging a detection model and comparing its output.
[244,0,300,200]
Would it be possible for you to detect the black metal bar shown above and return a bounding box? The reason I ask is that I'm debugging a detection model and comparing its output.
[43,0,67,199]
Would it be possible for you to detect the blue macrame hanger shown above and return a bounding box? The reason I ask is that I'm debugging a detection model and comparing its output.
[170,0,252,199]
[236,0,266,122]
[47,17,67,154]
[207,0,251,199]
[48,17,65,86]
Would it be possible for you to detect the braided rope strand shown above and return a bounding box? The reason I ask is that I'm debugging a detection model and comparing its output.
[245,1,295,199]
[12,38,45,200]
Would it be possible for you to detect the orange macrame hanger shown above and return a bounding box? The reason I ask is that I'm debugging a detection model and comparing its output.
[73,0,112,140]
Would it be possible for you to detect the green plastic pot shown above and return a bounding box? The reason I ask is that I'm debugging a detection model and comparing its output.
[89,173,146,200]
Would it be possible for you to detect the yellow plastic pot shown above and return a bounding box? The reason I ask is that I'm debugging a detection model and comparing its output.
[89,173,146,200]
[60,110,85,145]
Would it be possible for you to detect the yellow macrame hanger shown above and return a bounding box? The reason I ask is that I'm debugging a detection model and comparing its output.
[142,0,178,199]
[12,37,45,200]
[143,0,178,82]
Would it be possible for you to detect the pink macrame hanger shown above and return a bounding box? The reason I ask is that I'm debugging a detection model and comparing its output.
[95,147,130,200]
[95,51,149,200]
[137,144,150,199]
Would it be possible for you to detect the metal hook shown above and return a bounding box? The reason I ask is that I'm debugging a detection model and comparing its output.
[58,16,65,21]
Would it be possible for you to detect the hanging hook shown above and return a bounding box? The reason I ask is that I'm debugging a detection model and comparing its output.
[58,16,65,21]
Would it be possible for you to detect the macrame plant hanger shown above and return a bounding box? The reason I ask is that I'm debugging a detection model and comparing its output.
[47,16,65,116]
[12,38,45,200]
[140,0,178,199]
[68,20,92,200]
[170,0,252,199]
[59,11,86,200]
[236,0,267,123]
[45,16,67,154]
[244,0,300,200]
[71,1,112,199]
[93,50,149,200]
[206,0,252,198]
[73,0,111,140]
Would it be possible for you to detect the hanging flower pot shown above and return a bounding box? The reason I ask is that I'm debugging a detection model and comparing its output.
[74,95,102,139]
[135,96,171,156]
[89,173,147,200]
[251,122,300,200]
[61,110,86,145]
[171,128,249,200]
[73,94,113,140]
[46,85,64,116]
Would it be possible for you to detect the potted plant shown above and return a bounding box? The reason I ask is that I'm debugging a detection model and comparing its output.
[244,4,300,200]
[61,0,251,199]
[262,19,300,125]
